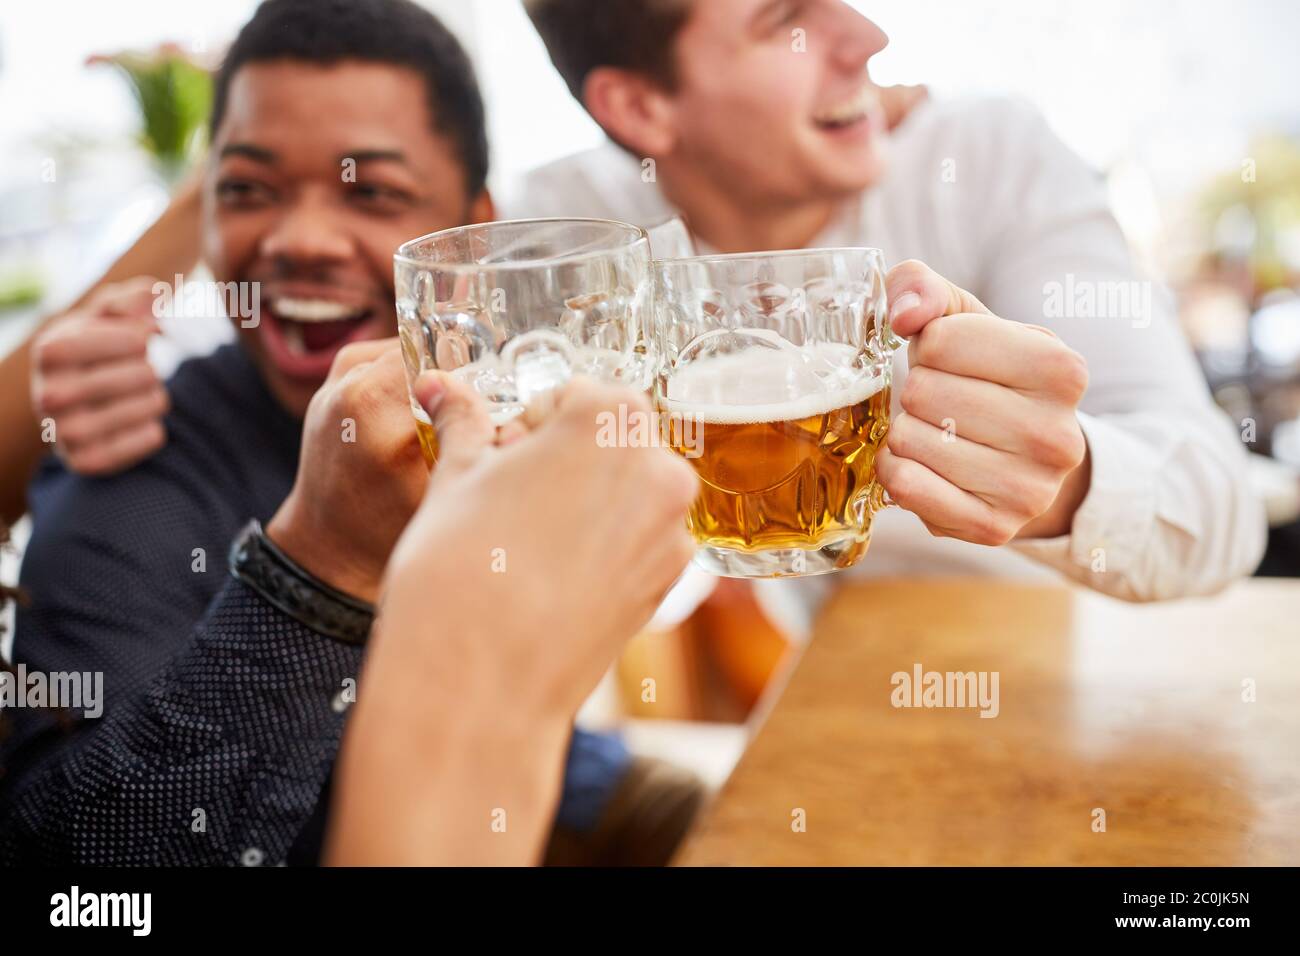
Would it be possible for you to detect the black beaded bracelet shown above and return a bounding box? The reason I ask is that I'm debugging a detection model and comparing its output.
[228,519,375,646]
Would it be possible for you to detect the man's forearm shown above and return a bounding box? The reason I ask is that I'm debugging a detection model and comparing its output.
[0,338,45,524]
[0,176,201,523]
[326,601,574,868]
[327,695,570,866]
[0,575,361,865]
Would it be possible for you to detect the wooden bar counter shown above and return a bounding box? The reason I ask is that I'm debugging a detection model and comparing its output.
[675,579,1300,866]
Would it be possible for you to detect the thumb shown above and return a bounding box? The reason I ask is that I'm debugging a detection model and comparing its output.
[886,259,991,338]
[415,371,495,475]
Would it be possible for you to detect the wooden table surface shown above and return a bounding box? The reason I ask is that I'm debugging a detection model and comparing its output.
[675,578,1300,866]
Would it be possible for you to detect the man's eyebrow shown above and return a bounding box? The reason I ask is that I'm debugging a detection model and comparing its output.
[219,143,277,163]
[342,149,411,166]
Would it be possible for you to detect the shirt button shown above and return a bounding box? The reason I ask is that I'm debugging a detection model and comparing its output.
[242,847,264,867]
[331,689,350,713]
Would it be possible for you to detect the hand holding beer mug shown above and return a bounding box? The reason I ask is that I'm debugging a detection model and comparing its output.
[394,218,653,463]
[655,249,898,578]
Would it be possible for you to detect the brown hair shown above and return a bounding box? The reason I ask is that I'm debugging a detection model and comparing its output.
[523,0,692,104]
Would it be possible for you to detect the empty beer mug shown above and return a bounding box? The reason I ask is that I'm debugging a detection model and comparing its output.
[394,218,653,464]
[654,248,898,578]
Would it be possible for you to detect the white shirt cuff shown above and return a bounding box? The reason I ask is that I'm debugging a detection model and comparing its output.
[1010,411,1159,585]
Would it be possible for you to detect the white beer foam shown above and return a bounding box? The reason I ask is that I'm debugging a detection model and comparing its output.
[663,345,884,425]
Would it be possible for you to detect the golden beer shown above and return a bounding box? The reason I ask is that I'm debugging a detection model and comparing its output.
[658,345,891,576]
[655,247,893,577]
[414,416,439,467]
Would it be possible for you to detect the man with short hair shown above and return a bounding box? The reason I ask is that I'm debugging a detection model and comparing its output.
[1,0,700,866]
[516,0,1265,601]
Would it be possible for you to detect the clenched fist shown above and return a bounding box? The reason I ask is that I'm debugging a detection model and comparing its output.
[30,277,168,475]
[265,339,426,604]
[877,260,1091,545]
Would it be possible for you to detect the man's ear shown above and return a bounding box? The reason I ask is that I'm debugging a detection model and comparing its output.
[466,189,496,224]
[582,66,677,158]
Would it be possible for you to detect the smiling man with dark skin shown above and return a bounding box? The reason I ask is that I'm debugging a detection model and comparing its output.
[1,0,701,866]
[207,60,490,419]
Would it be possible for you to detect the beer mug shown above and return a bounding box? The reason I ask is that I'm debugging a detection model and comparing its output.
[654,248,898,578]
[394,218,653,464]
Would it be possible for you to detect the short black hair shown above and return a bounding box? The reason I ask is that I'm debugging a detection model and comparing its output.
[211,0,488,196]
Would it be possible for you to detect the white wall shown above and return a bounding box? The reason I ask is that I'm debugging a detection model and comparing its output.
[3,1,1297,203]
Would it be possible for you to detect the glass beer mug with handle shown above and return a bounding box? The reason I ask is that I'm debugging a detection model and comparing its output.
[654,248,898,578]
[394,218,654,464]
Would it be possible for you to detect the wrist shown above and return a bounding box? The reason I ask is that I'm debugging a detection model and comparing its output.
[229,519,374,645]
[266,495,382,604]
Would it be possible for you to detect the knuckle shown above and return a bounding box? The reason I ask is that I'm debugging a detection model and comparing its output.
[124,361,158,392]
[32,329,74,369]
[1005,474,1057,520]
[1025,420,1085,471]
[1030,476,1062,516]
[913,314,950,361]
[890,258,928,284]
[899,367,932,417]
[304,385,330,420]
[31,335,55,369]
[1046,346,1089,399]
[58,415,92,446]
[885,414,920,459]
[124,326,152,353]
[99,318,150,349]
[972,509,1017,547]
[36,382,75,414]
[335,341,366,364]
[876,452,912,506]
[30,385,52,417]
[138,421,167,451]
[330,342,369,376]
[338,368,373,407]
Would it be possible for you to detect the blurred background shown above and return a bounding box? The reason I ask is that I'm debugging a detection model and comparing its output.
[2,0,1299,776]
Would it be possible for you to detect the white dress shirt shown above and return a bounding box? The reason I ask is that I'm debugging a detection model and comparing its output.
[502,96,1267,607]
